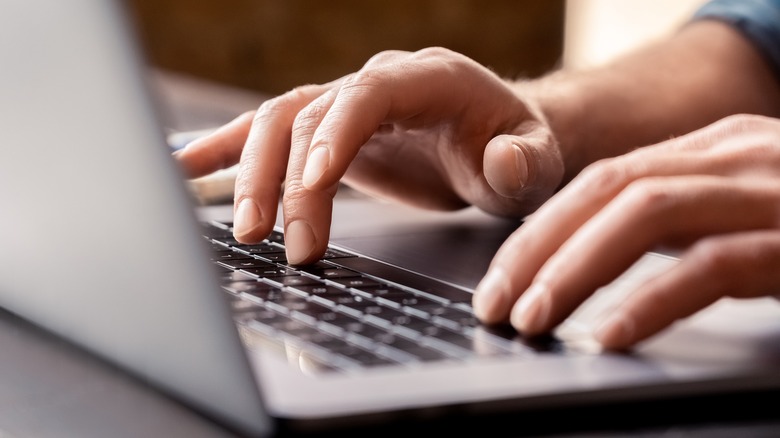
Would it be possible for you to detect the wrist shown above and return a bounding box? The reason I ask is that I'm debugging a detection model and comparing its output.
[513,20,780,188]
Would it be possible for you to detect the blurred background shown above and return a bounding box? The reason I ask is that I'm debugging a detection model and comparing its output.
[127,0,708,108]
[127,0,565,96]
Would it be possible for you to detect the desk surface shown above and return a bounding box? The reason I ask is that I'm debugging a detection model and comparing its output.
[1,71,778,438]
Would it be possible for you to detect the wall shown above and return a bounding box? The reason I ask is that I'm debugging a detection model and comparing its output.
[127,0,565,95]
[564,0,708,69]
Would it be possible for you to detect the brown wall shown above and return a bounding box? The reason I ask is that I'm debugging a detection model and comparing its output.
[128,0,564,95]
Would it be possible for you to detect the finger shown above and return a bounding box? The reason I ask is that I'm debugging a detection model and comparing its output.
[232,83,333,244]
[596,230,780,350]
[282,89,341,265]
[473,120,780,324]
[299,48,500,190]
[174,111,254,178]
[510,176,780,336]
[300,50,470,212]
[482,126,563,207]
[473,149,705,324]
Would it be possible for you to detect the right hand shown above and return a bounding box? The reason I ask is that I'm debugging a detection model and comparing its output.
[175,47,565,264]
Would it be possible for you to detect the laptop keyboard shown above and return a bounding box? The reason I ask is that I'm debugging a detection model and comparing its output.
[202,221,564,373]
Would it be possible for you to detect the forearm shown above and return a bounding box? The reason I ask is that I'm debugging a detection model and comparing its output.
[523,19,780,184]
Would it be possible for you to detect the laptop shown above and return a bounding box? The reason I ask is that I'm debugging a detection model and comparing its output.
[2,1,780,437]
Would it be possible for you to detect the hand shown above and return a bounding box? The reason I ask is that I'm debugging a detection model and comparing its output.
[473,114,780,350]
[175,48,565,264]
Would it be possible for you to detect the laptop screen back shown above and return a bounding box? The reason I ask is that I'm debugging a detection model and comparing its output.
[0,1,271,436]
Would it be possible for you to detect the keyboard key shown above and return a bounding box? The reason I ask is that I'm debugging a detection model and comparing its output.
[367,289,441,309]
[257,252,287,263]
[291,284,346,297]
[241,266,298,278]
[348,303,418,326]
[222,280,275,295]
[342,321,393,343]
[298,263,360,279]
[218,258,276,270]
[290,301,342,323]
[242,285,284,299]
[266,231,285,244]
[212,237,246,247]
[373,336,448,362]
[201,223,233,239]
[265,274,321,288]
[218,269,257,283]
[329,276,382,289]
[235,243,286,256]
[203,223,551,373]
[321,248,356,259]
[211,251,253,262]
[416,304,479,327]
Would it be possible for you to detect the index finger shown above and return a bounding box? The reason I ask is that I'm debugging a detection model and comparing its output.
[231,83,334,243]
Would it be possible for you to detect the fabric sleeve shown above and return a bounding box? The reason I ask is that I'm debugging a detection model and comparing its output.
[693,0,780,80]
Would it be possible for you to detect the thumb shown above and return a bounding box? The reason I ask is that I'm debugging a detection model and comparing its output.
[483,128,563,204]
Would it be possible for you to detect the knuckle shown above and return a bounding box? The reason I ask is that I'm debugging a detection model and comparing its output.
[236,110,256,123]
[714,113,766,134]
[695,115,780,170]
[253,97,286,125]
[703,114,779,143]
[292,99,329,133]
[576,158,630,193]
[343,69,386,93]
[363,49,409,67]
[685,233,780,299]
[233,163,260,196]
[412,47,473,73]
[281,182,308,205]
[577,156,674,213]
[286,84,322,104]
[619,178,673,213]
[413,46,457,60]
[728,138,780,166]
[688,237,736,275]
[348,47,473,97]
[426,47,482,72]
[253,84,321,124]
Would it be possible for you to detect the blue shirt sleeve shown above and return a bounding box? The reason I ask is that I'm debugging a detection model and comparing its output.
[693,0,780,80]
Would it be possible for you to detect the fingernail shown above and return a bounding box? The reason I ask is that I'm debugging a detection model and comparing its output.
[473,268,511,322]
[233,198,263,241]
[302,146,330,188]
[595,314,635,349]
[285,220,316,264]
[512,142,530,188]
[511,283,551,335]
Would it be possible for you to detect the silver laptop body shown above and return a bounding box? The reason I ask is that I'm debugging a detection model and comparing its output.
[2,1,779,437]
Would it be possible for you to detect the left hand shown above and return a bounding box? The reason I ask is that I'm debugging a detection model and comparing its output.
[175,48,565,264]
[472,114,780,350]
